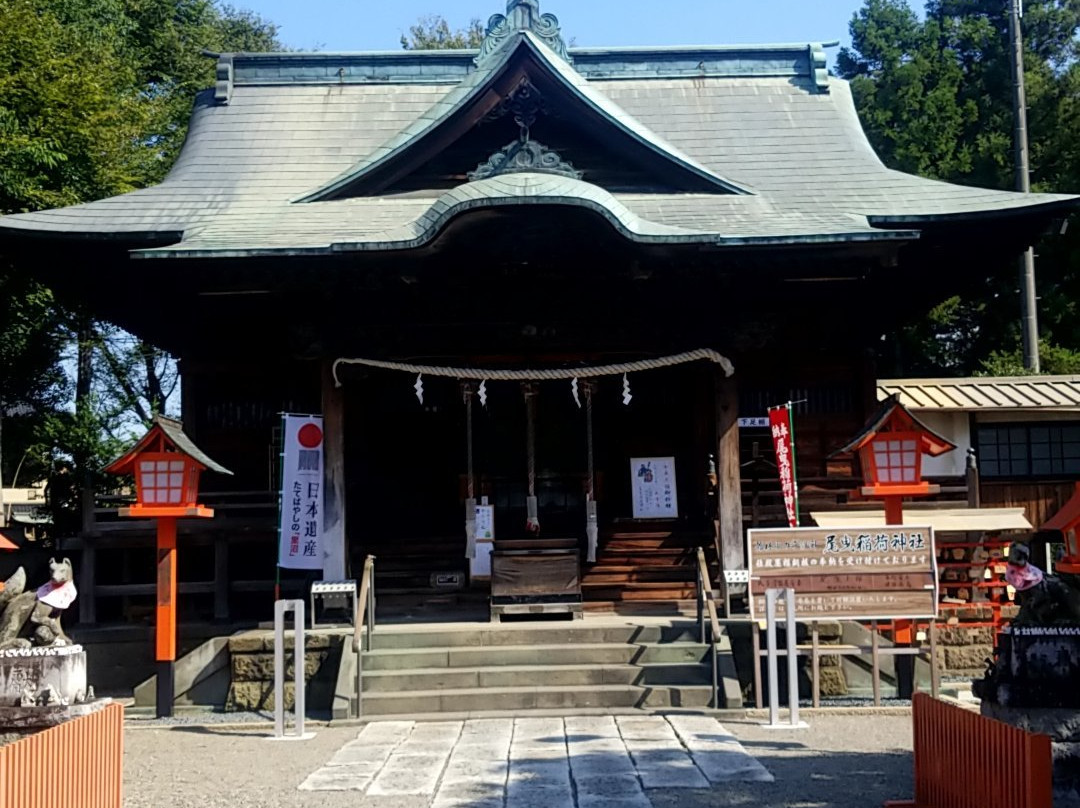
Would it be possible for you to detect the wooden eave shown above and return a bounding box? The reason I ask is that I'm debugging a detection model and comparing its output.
[104,416,232,476]
[831,395,958,458]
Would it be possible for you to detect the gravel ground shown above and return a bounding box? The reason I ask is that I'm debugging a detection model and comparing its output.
[122,712,913,808]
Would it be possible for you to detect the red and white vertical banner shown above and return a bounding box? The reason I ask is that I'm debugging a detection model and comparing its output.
[278,414,325,570]
[768,404,800,528]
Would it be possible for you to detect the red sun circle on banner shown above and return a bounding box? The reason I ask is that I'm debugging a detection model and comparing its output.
[297,423,323,449]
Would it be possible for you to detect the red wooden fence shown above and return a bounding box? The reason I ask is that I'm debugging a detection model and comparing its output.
[887,693,1051,808]
[0,703,123,808]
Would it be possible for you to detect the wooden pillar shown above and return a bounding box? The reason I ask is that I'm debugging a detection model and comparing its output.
[156,516,178,718]
[213,535,229,622]
[715,371,745,573]
[78,543,96,625]
[322,360,348,580]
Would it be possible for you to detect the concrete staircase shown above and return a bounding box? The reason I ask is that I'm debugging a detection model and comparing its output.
[356,619,743,717]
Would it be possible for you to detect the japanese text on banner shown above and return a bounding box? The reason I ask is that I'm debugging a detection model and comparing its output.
[278,415,324,571]
[768,405,799,528]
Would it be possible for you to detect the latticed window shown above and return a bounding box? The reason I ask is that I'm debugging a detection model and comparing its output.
[139,459,186,504]
[871,436,919,484]
[977,423,1080,478]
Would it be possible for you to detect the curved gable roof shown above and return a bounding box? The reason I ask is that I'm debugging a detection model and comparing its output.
[0,7,1076,255]
[297,32,749,201]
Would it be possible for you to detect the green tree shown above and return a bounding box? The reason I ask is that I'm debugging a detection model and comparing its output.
[839,0,1080,375]
[0,0,284,530]
[401,14,485,50]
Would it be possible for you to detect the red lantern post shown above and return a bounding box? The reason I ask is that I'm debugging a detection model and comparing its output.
[834,395,957,669]
[104,416,232,717]
[836,396,957,527]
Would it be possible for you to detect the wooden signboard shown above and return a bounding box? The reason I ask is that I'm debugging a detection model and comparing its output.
[746,526,938,620]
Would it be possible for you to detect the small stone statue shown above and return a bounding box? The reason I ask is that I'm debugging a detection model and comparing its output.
[1006,543,1080,626]
[0,559,77,652]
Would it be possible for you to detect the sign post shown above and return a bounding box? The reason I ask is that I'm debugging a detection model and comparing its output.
[748,525,939,706]
[763,588,806,729]
[271,599,315,741]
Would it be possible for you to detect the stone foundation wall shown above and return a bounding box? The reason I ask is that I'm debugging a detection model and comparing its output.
[814,622,848,697]
[225,634,342,712]
[936,604,1019,678]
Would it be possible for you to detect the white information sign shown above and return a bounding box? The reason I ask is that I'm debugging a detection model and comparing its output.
[278,414,324,570]
[738,417,770,428]
[471,505,495,579]
[631,457,679,519]
[476,505,495,540]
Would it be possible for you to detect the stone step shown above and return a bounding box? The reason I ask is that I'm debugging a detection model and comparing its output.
[365,623,701,650]
[582,600,697,616]
[359,683,715,716]
[361,662,711,692]
[362,642,710,671]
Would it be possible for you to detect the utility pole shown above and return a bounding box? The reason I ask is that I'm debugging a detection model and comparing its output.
[0,407,5,529]
[1009,0,1040,372]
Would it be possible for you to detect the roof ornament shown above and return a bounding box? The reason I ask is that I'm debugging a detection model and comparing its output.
[475,0,571,66]
[468,78,582,181]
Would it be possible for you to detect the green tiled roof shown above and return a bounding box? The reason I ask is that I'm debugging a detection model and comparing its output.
[1,4,1075,256]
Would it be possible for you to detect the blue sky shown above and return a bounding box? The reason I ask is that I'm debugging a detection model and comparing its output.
[237,0,873,55]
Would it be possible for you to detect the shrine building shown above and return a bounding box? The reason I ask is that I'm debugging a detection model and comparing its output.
[1,0,1077,629]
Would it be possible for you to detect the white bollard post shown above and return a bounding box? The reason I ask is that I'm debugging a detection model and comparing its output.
[762,588,808,729]
[784,588,804,728]
[765,589,780,727]
[270,599,315,741]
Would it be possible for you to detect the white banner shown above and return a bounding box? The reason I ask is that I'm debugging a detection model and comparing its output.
[278,414,324,570]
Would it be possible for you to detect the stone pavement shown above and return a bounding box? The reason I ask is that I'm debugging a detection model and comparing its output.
[299,715,772,807]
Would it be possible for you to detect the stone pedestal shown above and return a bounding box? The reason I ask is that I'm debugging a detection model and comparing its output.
[982,703,1080,806]
[0,645,88,707]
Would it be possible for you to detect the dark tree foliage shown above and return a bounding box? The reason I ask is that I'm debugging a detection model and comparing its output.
[838,0,1080,375]
[0,0,283,520]
[401,14,486,50]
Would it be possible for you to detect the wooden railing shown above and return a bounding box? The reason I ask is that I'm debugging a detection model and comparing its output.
[351,555,376,718]
[0,703,124,808]
[886,693,1051,808]
[695,548,724,709]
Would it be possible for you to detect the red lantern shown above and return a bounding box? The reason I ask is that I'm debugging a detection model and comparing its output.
[834,395,956,520]
[105,416,228,518]
[104,416,231,717]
